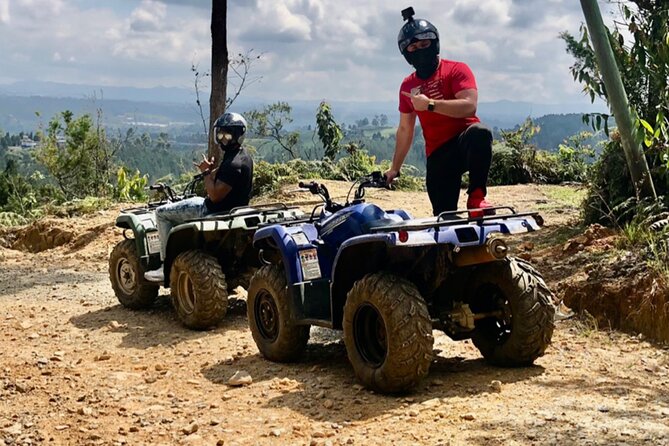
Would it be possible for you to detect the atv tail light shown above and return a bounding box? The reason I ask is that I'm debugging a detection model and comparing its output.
[398,230,409,243]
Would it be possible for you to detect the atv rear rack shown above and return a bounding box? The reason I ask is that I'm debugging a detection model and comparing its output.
[368,206,543,233]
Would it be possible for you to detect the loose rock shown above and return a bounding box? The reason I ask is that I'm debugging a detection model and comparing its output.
[228,370,252,386]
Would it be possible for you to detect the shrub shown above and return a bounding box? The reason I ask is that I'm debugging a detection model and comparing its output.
[582,137,635,225]
[251,151,425,197]
[0,211,29,228]
[335,150,378,181]
[252,160,299,197]
[115,166,148,202]
[489,145,532,186]
[43,196,113,218]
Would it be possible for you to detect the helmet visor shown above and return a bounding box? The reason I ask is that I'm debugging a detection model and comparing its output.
[399,31,438,53]
[215,128,233,144]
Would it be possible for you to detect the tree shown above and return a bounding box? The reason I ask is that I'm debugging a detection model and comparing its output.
[36,111,117,199]
[356,117,370,128]
[208,0,228,162]
[246,102,300,159]
[316,101,343,160]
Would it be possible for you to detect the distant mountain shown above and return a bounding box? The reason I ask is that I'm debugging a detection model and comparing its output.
[0,80,608,134]
[0,80,196,104]
[0,95,201,133]
[478,100,608,131]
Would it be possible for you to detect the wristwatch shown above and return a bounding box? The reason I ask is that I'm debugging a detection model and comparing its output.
[427,100,435,112]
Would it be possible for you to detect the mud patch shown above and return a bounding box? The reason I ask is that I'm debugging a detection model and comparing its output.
[7,221,75,253]
[560,223,616,254]
[68,223,114,251]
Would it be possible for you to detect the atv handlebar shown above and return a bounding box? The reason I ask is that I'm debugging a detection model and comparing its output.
[148,173,204,205]
[298,171,395,215]
[298,181,321,195]
[358,171,389,190]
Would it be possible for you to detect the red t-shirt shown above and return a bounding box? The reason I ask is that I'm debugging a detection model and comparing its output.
[399,59,480,157]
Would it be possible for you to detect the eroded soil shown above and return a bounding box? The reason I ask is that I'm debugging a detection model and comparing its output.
[1,184,668,446]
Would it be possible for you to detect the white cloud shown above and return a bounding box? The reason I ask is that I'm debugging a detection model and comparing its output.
[0,0,9,24]
[129,0,167,33]
[0,0,598,105]
[13,0,65,22]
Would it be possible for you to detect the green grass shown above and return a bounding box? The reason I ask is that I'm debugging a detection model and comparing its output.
[542,185,587,209]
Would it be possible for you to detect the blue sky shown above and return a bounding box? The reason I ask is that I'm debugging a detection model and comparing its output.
[0,0,618,105]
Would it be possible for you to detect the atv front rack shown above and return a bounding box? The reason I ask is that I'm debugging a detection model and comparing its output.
[368,206,544,233]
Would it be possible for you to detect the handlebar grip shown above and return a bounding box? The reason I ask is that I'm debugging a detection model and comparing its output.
[299,181,318,191]
[149,184,162,190]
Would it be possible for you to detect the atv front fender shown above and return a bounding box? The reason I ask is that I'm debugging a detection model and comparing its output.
[115,213,156,259]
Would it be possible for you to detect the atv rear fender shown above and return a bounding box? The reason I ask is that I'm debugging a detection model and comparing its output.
[163,220,241,285]
[253,223,320,283]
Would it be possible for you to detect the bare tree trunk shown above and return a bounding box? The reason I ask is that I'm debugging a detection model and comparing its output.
[208,0,228,162]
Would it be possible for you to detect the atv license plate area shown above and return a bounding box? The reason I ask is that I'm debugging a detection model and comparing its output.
[146,232,161,254]
[299,248,321,280]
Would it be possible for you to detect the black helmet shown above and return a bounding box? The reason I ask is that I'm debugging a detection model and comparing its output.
[213,112,247,149]
[397,7,440,79]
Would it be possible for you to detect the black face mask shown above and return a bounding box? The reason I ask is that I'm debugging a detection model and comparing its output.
[220,142,241,154]
[406,45,439,80]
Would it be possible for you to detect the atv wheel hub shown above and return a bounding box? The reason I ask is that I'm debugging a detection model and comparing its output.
[176,271,196,314]
[255,290,279,341]
[117,259,137,294]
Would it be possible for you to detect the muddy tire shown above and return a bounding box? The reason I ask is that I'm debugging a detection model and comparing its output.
[109,240,158,309]
[468,257,555,366]
[247,265,310,362]
[170,250,228,330]
[343,272,434,393]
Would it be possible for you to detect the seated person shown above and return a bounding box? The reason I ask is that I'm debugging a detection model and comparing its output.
[144,112,254,282]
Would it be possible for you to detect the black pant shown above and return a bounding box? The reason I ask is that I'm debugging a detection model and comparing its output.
[425,123,493,216]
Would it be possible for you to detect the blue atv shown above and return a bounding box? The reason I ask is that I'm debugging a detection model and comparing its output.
[247,172,555,393]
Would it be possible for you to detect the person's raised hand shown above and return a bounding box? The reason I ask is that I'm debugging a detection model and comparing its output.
[194,153,214,173]
[401,91,430,112]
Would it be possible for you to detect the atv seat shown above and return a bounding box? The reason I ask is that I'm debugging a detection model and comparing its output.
[364,216,409,231]
[201,203,297,221]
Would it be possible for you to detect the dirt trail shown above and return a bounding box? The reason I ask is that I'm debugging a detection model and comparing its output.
[1,184,668,446]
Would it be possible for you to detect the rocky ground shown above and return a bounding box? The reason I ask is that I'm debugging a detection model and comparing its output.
[1,183,668,446]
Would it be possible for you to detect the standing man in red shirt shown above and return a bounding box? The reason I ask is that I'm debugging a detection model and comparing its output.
[384,7,494,218]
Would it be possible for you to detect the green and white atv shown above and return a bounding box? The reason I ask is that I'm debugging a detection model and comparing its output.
[109,174,304,330]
